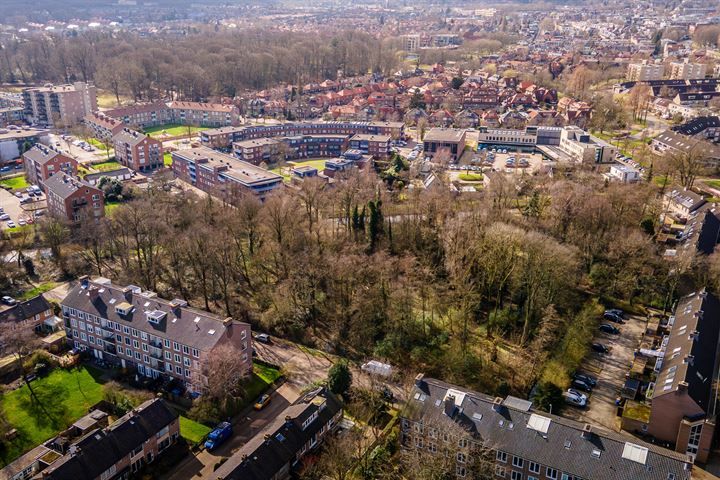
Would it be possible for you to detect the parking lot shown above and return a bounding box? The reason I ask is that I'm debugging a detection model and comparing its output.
[0,185,45,230]
[48,133,109,165]
[563,313,647,430]
[451,149,546,175]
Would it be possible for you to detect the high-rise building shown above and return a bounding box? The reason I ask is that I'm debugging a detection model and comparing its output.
[627,61,664,82]
[669,60,707,80]
[22,82,97,127]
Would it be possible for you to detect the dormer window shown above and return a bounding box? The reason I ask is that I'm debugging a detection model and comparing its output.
[146,310,166,324]
[115,301,133,316]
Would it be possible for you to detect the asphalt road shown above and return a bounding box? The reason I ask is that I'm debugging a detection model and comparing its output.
[563,314,647,430]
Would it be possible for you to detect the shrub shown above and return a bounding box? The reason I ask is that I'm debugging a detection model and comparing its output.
[22,350,57,375]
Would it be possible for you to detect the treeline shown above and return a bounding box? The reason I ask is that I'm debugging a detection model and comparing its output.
[0,29,402,100]
[3,167,712,398]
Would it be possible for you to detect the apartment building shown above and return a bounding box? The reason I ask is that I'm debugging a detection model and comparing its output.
[22,144,78,191]
[670,60,708,80]
[201,121,405,149]
[83,112,125,141]
[40,398,180,479]
[423,128,466,161]
[0,107,24,126]
[644,290,720,463]
[104,101,173,129]
[213,387,342,480]
[232,137,280,165]
[402,375,694,480]
[627,61,664,82]
[45,173,104,223]
[166,101,240,127]
[349,134,391,160]
[663,188,707,221]
[113,128,163,173]
[60,276,253,389]
[0,127,49,163]
[172,147,283,200]
[605,164,641,183]
[22,82,97,127]
[557,126,618,164]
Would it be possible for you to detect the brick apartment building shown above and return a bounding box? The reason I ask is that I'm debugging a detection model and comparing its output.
[104,101,173,129]
[45,173,104,223]
[22,82,97,127]
[84,112,126,141]
[113,128,164,173]
[644,290,720,463]
[172,147,283,200]
[349,134,391,159]
[423,128,467,161]
[40,398,180,479]
[403,375,694,480]
[22,144,78,191]
[232,137,280,164]
[0,295,55,333]
[60,276,253,389]
[214,387,343,479]
[166,101,241,127]
[201,121,405,149]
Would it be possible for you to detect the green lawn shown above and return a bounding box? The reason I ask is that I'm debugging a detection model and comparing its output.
[92,161,122,172]
[1,366,104,465]
[144,124,205,137]
[164,152,173,167]
[179,415,211,444]
[289,159,328,171]
[243,362,282,407]
[704,179,720,190]
[104,200,122,215]
[0,176,28,190]
[458,173,484,182]
[19,282,58,301]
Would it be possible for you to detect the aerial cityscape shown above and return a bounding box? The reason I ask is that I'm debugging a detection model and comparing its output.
[1,0,720,479]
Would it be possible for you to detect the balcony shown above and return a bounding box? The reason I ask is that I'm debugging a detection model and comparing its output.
[150,348,163,360]
[149,338,163,349]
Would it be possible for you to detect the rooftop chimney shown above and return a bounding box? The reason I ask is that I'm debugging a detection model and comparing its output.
[79,276,90,289]
[88,285,100,301]
[414,373,425,387]
[581,423,593,439]
[223,317,233,327]
[492,397,504,412]
[122,287,133,302]
[678,381,689,391]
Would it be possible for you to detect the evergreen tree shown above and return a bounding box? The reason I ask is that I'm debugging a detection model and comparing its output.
[367,199,384,253]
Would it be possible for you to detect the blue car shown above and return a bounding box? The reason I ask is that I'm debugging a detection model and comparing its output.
[204,422,232,450]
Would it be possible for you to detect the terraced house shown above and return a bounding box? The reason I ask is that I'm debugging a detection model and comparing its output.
[60,277,252,390]
[402,375,695,480]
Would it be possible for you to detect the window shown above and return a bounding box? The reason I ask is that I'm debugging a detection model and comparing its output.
[141,332,148,341]
[165,351,172,360]
[496,451,507,463]
[131,328,138,337]
[495,465,506,478]
[528,462,540,474]
[182,345,189,355]
[456,465,466,477]
[174,354,181,363]
[133,340,139,349]
[511,472,522,480]
[458,438,468,448]
[88,336,94,345]
[143,355,149,363]
[116,334,122,342]
[512,456,524,469]
[185,369,191,378]
[175,366,182,374]
[123,326,130,334]
[173,342,180,351]
[166,362,172,371]
[125,337,131,346]
[184,358,191,367]
[80,332,87,341]
[414,423,423,434]
[457,452,466,464]
[546,468,558,480]
[134,352,141,360]
[415,436,423,448]
[164,339,171,348]
[428,442,437,453]
[192,348,199,358]
[142,343,148,352]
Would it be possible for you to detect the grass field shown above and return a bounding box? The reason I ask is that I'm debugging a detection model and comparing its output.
[242,362,282,408]
[19,282,58,301]
[0,176,29,190]
[164,152,173,167]
[458,173,484,182]
[144,124,205,137]
[1,366,104,465]
[179,416,212,444]
[92,160,122,172]
[704,179,720,190]
[271,159,327,181]
[104,200,122,215]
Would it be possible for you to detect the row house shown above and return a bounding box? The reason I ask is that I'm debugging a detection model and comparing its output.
[60,276,253,388]
[83,112,125,141]
[40,398,180,479]
[22,144,78,191]
[166,101,241,127]
[45,173,104,223]
[213,388,343,480]
[461,87,500,110]
[172,147,283,200]
[104,101,172,129]
[0,295,55,334]
[402,375,695,480]
[113,128,164,173]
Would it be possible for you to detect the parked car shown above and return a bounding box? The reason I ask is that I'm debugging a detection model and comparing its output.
[17,219,26,226]
[14,192,22,198]
[204,422,232,450]
[6,220,15,228]
[1,296,17,306]
[0,214,8,221]
[599,323,620,335]
[573,373,597,387]
[603,311,624,323]
[591,342,609,354]
[33,210,45,218]
[605,308,624,318]
[571,378,593,392]
[564,389,587,407]
[254,393,271,410]
[254,333,271,344]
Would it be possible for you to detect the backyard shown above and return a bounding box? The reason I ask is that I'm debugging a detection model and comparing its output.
[270,159,328,181]
[0,366,104,466]
[242,362,283,408]
[144,124,205,138]
[164,152,173,167]
[179,416,211,444]
[91,160,122,172]
[0,175,29,190]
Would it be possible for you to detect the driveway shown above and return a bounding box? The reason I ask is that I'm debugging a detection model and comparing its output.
[563,314,647,430]
[163,382,301,480]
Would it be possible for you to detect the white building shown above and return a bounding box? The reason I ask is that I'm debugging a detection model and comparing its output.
[669,60,707,80]
[627,61,664,81]
[606,164,641,183]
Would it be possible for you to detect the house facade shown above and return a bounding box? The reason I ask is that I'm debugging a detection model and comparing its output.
[60,276,253,390]
[44,173,104,223]
[22,82,97,127]
[113,129,164,173]
[22,145,78,191]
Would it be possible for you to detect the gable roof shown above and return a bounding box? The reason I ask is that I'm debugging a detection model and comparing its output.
[44,173,99,200]
[409,377,693,480]
[0,295,51,324]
